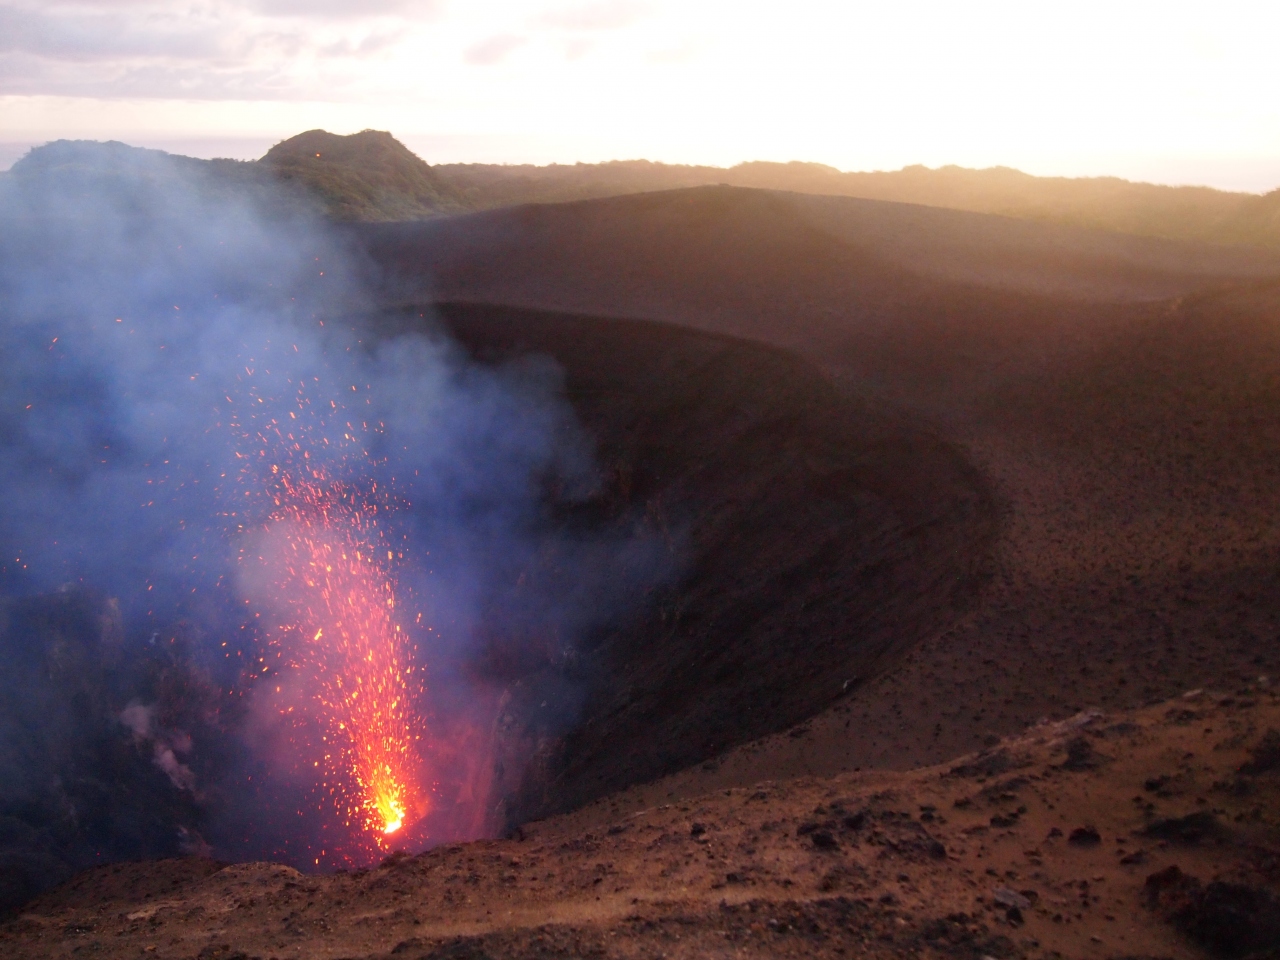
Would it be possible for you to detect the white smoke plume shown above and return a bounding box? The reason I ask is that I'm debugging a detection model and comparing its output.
[120,702,198,794]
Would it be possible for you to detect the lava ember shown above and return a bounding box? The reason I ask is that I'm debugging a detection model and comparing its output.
[265,470,426,849]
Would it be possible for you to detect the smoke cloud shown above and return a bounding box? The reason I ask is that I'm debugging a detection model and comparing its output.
[0,140,664,902]
[119,702,197,794]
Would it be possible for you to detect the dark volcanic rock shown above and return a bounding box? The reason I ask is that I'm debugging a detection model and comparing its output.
[947,749,1028,780]
[1060,736,1108,771]
[411,303,994,824]
[1239,729,1280,776]
[1146,866,1280,958]
[1068,826,1102,847]
[810,830,839,850]
[1141,812,1221,845]
[0,590,229,916]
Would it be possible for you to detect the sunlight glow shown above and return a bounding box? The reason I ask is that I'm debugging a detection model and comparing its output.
[2,1,1278,189]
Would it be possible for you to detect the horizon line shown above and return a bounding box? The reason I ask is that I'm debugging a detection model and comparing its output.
[2,134,1279,197]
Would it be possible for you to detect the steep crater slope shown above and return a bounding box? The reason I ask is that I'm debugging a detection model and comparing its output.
[380,303,993,820]
[357,187,1280,776]
[0,302,991,909]
[360,184,1280,321]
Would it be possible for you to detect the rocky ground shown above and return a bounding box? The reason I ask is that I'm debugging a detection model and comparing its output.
[6,683,1277,959]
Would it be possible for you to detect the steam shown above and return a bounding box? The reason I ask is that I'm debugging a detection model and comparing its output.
[0,141,664,889]
[120,702,197,794]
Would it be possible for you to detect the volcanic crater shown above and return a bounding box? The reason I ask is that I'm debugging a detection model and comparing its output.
[401,302,995,825]
[6,140,1280,959]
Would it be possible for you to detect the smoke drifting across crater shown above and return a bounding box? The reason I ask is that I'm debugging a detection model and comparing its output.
[0,141,667,904]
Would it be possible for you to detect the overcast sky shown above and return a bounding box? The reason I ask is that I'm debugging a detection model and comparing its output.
[2,0,1279,190]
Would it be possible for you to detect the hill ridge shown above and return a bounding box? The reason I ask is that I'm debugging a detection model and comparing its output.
[6,130,1279,247]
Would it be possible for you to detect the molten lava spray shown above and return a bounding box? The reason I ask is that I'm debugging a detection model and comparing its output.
[266,470,425,847]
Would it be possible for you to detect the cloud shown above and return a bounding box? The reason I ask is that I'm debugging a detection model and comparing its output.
[460,2,650,69]
[464,33,527,66]
[647,40,698,64]
[250,0,442,20]
[0,6,227,62]
[14,0,441,19]
[0,0,423,99]
[0,50,298,100]
[564,37,593,60]
[319,29,404,58]
[539,0,649,30]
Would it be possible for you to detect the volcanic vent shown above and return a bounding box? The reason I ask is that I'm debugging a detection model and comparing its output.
[396,303,993,823]
[0,142,666,895]
[0,144,989,911]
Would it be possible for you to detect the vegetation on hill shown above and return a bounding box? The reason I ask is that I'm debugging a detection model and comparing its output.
[261,129,465,220]
[5,138,323,220]
[4,131,464,223]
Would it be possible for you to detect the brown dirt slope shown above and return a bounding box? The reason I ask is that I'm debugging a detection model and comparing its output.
[7,685,1278,959]
[361,186,1280,325]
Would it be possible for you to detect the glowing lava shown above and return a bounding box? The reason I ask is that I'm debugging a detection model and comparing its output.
[267,470,425,844]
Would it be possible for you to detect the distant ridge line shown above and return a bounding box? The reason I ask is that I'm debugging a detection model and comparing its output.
[6,130,1279,248]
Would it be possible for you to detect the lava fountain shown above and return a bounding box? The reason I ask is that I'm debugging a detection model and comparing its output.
[262,468,427,850]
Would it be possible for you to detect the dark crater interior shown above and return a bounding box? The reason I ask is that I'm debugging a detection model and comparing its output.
[406,302,995,821]
[0,299,994,912]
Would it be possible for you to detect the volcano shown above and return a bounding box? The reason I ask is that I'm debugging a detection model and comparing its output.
[3,142,1280,959]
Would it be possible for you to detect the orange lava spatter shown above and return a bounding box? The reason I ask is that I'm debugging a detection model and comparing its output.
[267,470,425,845]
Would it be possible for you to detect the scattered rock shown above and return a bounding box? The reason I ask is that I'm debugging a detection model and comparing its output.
[1146,866,1280,957]
[1145,865,1201,906]
[1060,736,1108,771]
[1141,812,1220,844]
[992,887,1031,910]
[1239,729,1280,776]
[1068,826,1102,847]
[979,777,1028,802]
[842,811,867,831]
[196,947,250,960]
[810,830,839,850]
[947,749,1028,779]
[418,939,496,960]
